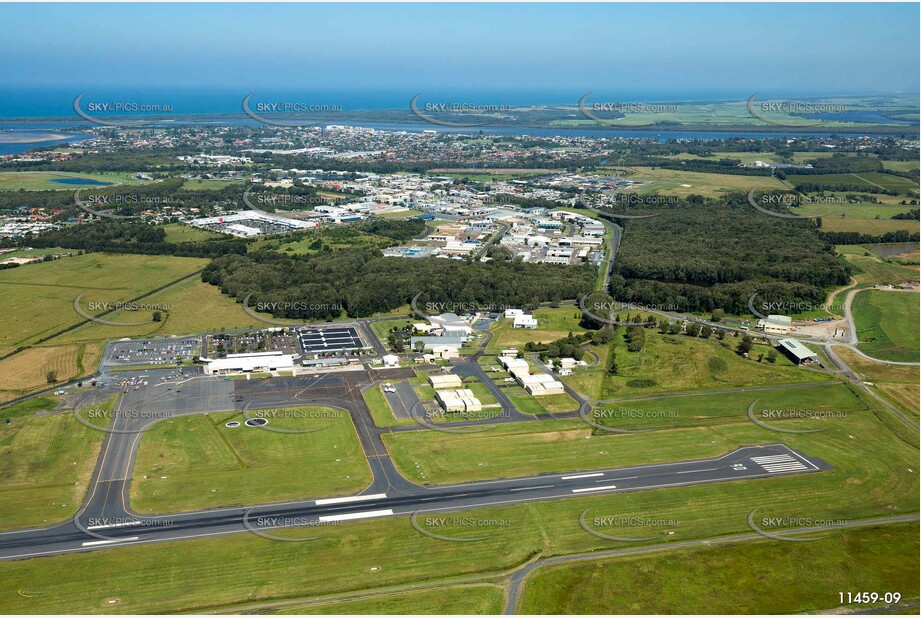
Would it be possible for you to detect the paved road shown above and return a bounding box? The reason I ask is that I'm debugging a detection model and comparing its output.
[0,443,829,561]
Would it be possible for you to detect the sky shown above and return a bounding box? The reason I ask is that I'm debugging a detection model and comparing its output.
[0,2,918,100]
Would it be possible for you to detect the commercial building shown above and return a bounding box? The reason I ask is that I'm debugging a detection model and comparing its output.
[758,314,793,335]
[410,336,467,351]
[200,351,296,375]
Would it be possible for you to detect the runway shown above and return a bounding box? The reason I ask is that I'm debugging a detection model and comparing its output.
[0,443,830,561]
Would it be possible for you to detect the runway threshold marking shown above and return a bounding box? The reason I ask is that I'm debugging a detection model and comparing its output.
[572,484,618,493]
[81,537,139,547]
[315,493,387,506]
[318,509,394,523]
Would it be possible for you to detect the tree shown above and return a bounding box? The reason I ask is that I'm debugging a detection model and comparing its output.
[591,328,614,345]
[388,333,406,353]
[46,370,57,384]
[152,311,162,322]
[607,351,619,375]
[668,322,682,335]
[716,330,725,341]
[710,308,725,322]
[736,335,754,356]
[685,323,701,337]
[414,340,425,353]
[700,325,713,338]
[767,349,778,363]
[625,325,646,352]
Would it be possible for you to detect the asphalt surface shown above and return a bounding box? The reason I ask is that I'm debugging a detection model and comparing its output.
[0,443,829,561]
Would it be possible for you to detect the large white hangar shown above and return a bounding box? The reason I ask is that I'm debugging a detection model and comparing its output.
[200,350,296,375]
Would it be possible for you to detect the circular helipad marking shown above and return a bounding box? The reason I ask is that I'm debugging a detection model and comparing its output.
[245,418,268,427]
[225,421,241,428]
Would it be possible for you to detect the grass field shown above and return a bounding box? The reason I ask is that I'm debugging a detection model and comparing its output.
[53,277,271,346]
[0,252,209,401]
[0,342,103,397]
[601,166,788,198]
[589,382,861,431]
[786,172,918,196]
[564,328,812,401]
[518,523,919,614]
[0,171,151,191]
[796,201,921,234]
[383,382,872,485]
[0,252,208,351]
[0,383,915,614]
[851,290,920,362]
[485,306,587,353]
[836,347,919,418]
[159,223,224,243]
[180,179,242,191]
[131,406,372,513]
[281,585,504,614]
[0,396,106,531]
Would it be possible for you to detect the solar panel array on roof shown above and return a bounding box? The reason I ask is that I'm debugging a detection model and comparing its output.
[298,326,366,353]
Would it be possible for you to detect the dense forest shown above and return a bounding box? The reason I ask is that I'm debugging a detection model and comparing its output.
[20,221,248,258]
[608,193,851,314]
[201,249,597,319]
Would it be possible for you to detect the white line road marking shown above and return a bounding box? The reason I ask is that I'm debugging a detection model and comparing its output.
[315,493,387,506]
[676,467,719,475]
[318,509,393,523]
[81,537,139,547]
[511,485,554,491]
[572,484,618,494]
[561,473,604,480]
[751,455,795,463]
[763,463,807,471]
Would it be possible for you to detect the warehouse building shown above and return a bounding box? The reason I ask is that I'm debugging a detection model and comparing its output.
[435,388,483,413]
[429,374,463,389]
[776,338,819,365]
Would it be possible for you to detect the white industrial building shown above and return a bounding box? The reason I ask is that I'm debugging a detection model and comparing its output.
[435,388,482,413]
[512,370,565,395]
[499,356,530,371]
[513,313,538,329]
[200,351,295,375]
[429,374,463,389]
[757,314,793,334]
[499,356,566,396]
[431,344,460,359]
